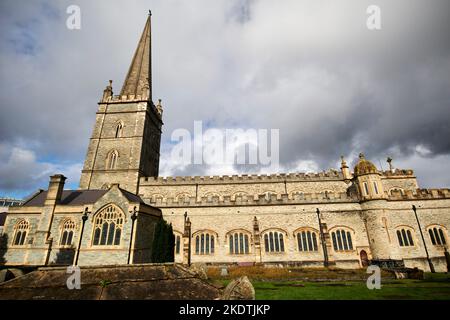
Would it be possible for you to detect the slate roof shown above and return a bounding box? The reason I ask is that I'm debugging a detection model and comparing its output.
[119,188,146,204]
[21,188,147,207]
[22,190,108,207]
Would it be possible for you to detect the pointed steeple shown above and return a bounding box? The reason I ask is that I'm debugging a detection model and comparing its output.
[120,12,152,100]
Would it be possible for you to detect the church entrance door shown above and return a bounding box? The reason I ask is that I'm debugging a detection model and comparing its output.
[360,250,369,267]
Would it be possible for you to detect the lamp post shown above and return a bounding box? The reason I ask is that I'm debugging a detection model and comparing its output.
[127,207,138,264]
[73,207,89,266]
[185,212,192,266]
[316,208,329,268]
[412,205,435,273]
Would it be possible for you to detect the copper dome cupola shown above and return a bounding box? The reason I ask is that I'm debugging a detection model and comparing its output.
[354,153,378,176]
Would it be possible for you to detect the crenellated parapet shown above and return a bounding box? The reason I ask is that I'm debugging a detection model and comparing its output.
[140,170,343,186]
[101,94,150,103]
[388,188,450,200]
[381,169,415,177]
[144,190,358,207]
[98,94,162,119]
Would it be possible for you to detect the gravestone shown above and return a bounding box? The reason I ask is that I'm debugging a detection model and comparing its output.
[222,276,255,300]
[220,267,228,276]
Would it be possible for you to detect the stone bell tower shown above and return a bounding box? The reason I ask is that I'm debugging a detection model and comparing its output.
[79,13,163,194]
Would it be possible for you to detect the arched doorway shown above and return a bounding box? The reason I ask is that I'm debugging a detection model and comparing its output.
[360,250,369,267]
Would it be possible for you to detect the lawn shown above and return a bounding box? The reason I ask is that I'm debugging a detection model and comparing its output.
[212,271,450,300]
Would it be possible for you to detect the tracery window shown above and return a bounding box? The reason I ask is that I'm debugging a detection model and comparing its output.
[106,150,119,170]
[13,220,29,246]
[60,219,76,246]
[428,226,447,246]
[264,230,285,253]
[229,231,250,254]
[92,205,124,246]
[331,228,354,251]
[296,229,319,252]
[195,231,215,255]
[396,228,414,247]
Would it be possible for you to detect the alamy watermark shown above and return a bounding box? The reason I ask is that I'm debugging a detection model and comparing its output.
[66,5,81,30]
[366,5,381,30]
[66,265,81,290]
[366,265,381,289]
[169,121,280,170]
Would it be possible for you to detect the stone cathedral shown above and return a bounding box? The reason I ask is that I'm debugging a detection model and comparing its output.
[1,15,450,272]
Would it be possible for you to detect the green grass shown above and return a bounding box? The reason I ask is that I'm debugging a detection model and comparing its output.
[215,273,450,300]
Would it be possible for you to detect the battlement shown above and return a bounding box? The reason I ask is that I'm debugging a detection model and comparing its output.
[98,94,162,118]
[101,94,149,103]
[388,188,450,201]
[144,190,357,207]
[140,170,343,186]
[381,169,415,177]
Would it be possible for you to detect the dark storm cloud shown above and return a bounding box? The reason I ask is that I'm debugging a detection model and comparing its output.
[1,0,450,196]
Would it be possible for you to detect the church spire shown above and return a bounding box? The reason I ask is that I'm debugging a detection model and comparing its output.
[120,12,152,100]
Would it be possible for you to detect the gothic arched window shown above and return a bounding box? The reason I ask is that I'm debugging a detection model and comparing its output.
[174,233,182,255]
[228,230,250,254]
[263,230,285,253]
[60,219,76,246]
[92,205,124,246]
[194,231,215,255]
[296,229,319,252]
[396,227,415,247]
[115,122,123,138]
[106,150,119,170]
[427,226,447,246]
[13,220,29,246]
[331,228,354,251]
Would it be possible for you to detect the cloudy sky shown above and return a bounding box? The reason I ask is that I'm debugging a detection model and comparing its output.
[1,0,450,199]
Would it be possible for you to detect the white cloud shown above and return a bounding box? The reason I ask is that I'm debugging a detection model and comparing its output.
[1,0,450,196]
[0,144,82,197]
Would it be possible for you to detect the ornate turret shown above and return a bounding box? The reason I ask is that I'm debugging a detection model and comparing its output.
[354,153,377,176]
[340,155,352,180]
[353,153,385,201]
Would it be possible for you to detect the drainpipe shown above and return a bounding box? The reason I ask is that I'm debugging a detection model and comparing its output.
[73,207,89,266]
[412,205,435,273]
[316,208,329,268]
[127,206,138,264]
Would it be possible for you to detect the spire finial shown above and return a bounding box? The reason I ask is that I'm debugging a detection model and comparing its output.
[149,10,152,16]
[102,79,113,101]
[359,153,365,159]
[120,14,152,100]
[155,98,163,117]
